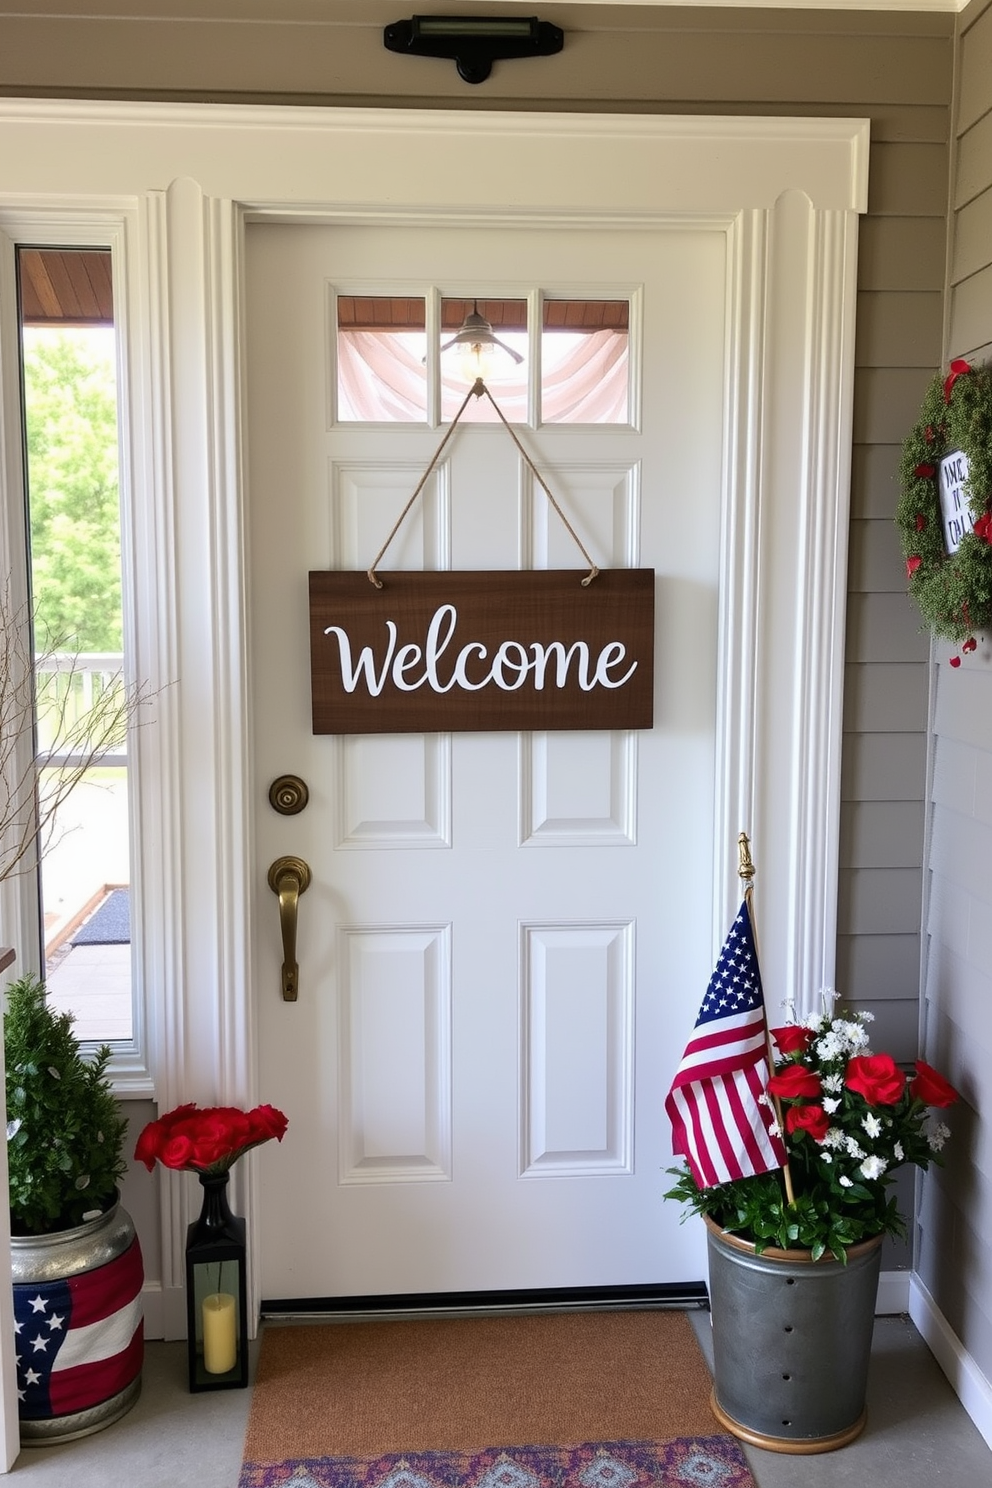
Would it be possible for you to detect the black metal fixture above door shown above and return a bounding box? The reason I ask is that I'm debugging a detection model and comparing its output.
[383,16,564,84]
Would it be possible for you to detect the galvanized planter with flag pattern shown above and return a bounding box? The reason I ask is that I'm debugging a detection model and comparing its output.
[11,1195,143,1443]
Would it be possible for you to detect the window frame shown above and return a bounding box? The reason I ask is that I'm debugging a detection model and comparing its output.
[0,211,153,1096]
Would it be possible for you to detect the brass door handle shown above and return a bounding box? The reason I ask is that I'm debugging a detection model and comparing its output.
[267,855,311,1001]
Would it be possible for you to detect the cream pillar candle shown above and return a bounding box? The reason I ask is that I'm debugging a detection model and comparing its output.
[202,1292,237,1374]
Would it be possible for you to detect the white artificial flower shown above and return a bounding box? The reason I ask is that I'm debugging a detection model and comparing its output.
[816,1032,843,1060]
[822,1097,841,1114]
[927,1122,951,1153]
[768,1120,783,1140]
[844,1136,866,1160]
[858,1010,875,1023]
[821,1152,833,1164]
[862,1113,883,1139]
[894,1141,904,1161]
[757,1092,771,1108]
[819,987,839,1015]
[859,1155,887,1180]
[822,1127,845,1150]
[846,1022,871,1051]
[839,1175,854,1188]
[805,1012,825,1032]
[822,1073,844,1093]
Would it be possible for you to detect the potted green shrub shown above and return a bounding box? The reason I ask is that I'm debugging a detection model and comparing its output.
[4,974,144,1444]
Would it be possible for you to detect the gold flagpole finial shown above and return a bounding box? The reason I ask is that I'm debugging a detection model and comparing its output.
[738,832,755,886]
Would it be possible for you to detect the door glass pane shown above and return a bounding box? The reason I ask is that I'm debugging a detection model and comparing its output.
[541,299,630,424]
[337,295,427,421]
[440,297,528,423]
[17,247,133,1042]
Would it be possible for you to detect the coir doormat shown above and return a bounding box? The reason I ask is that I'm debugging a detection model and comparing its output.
[238,1311,757,1488]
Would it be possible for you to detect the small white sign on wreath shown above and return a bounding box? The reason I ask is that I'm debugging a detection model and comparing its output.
[938,450,974,554]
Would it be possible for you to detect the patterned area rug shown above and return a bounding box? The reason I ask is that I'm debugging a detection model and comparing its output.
[238,1438,757,1488]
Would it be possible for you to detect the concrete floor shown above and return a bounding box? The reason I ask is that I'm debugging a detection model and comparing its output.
[4,1317,990,1485]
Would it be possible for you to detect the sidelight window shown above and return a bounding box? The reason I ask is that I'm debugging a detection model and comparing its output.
[15,246,133,1042]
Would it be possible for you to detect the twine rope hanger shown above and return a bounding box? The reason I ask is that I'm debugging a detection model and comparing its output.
[366,378,601,588]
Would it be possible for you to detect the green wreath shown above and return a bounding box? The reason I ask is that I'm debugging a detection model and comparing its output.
[897,358,992,648]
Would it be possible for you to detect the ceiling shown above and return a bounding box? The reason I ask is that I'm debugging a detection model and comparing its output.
[18,249,114,327]
[0,1,970,19]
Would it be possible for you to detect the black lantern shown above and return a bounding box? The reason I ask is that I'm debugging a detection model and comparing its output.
[185,1173,249,1391]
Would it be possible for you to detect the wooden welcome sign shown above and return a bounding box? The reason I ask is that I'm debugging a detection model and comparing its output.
[309,570,655,734]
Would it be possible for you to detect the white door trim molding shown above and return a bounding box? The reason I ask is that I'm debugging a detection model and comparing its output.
[0,101,867,1366]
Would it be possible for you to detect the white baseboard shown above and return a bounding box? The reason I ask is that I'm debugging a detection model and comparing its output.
[140,1281,165,1340]
[910,1274,992,1451]
[876,1268,911,1315]
[140,1281,187,1341]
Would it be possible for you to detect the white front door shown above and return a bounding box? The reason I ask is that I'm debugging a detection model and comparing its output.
[246,220,726,1301]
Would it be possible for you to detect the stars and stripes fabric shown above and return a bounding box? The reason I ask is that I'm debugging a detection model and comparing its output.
[665,897,787,1189]
[14,1236,143,1421]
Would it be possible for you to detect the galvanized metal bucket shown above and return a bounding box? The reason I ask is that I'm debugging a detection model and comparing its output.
[705,1216,883,1454]
[11,1196,143,1445]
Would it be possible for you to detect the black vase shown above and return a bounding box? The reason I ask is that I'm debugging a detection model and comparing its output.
[191,1170,239,1241]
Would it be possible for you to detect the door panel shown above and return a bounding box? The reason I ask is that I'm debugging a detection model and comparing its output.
[247,220,725,1299]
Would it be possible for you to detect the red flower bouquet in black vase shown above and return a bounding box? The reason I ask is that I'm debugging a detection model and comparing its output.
[134,1102,288,1175]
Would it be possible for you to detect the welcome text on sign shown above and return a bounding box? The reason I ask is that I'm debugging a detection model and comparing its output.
[309,570,655,734]
[325,603,638,696]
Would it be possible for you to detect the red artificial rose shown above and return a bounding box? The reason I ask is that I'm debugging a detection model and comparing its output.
[786,1104,831,1142]
[187,1108,250,1167]
[771,1024,814,1057]
[915,514,926,532]
[963,637,978,653]
[767,1065,822,1101]
[906,556,922,577]
[845,1053,906,1107]
[249,1103,289,1143]
[914,463,936,479]
[973,512,992,543]
[909,1061,959,1108]
[159,1133,197,1169]
[134,1120,167,1171]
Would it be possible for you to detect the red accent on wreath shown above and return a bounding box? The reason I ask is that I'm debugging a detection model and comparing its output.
[943,359,972,403]
[914,463,936,479]
[915,514,926,532]
[950,655,962,667]
[974,512,992,543]
[906,557,922,576]
[963,637,978,653]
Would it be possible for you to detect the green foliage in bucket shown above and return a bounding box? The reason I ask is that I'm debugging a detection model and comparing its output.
[5,974,128,1235]
[666,1007,959,1263]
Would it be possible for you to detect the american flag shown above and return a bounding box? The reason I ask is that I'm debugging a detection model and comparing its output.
[14,1236,143,1421]
[665,897,787,1189]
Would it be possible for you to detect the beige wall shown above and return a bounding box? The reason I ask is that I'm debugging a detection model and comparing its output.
[0,3,954,1273]
[917,0,992,1390]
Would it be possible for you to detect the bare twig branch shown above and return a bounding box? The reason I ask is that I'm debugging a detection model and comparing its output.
[0,580,153,883]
